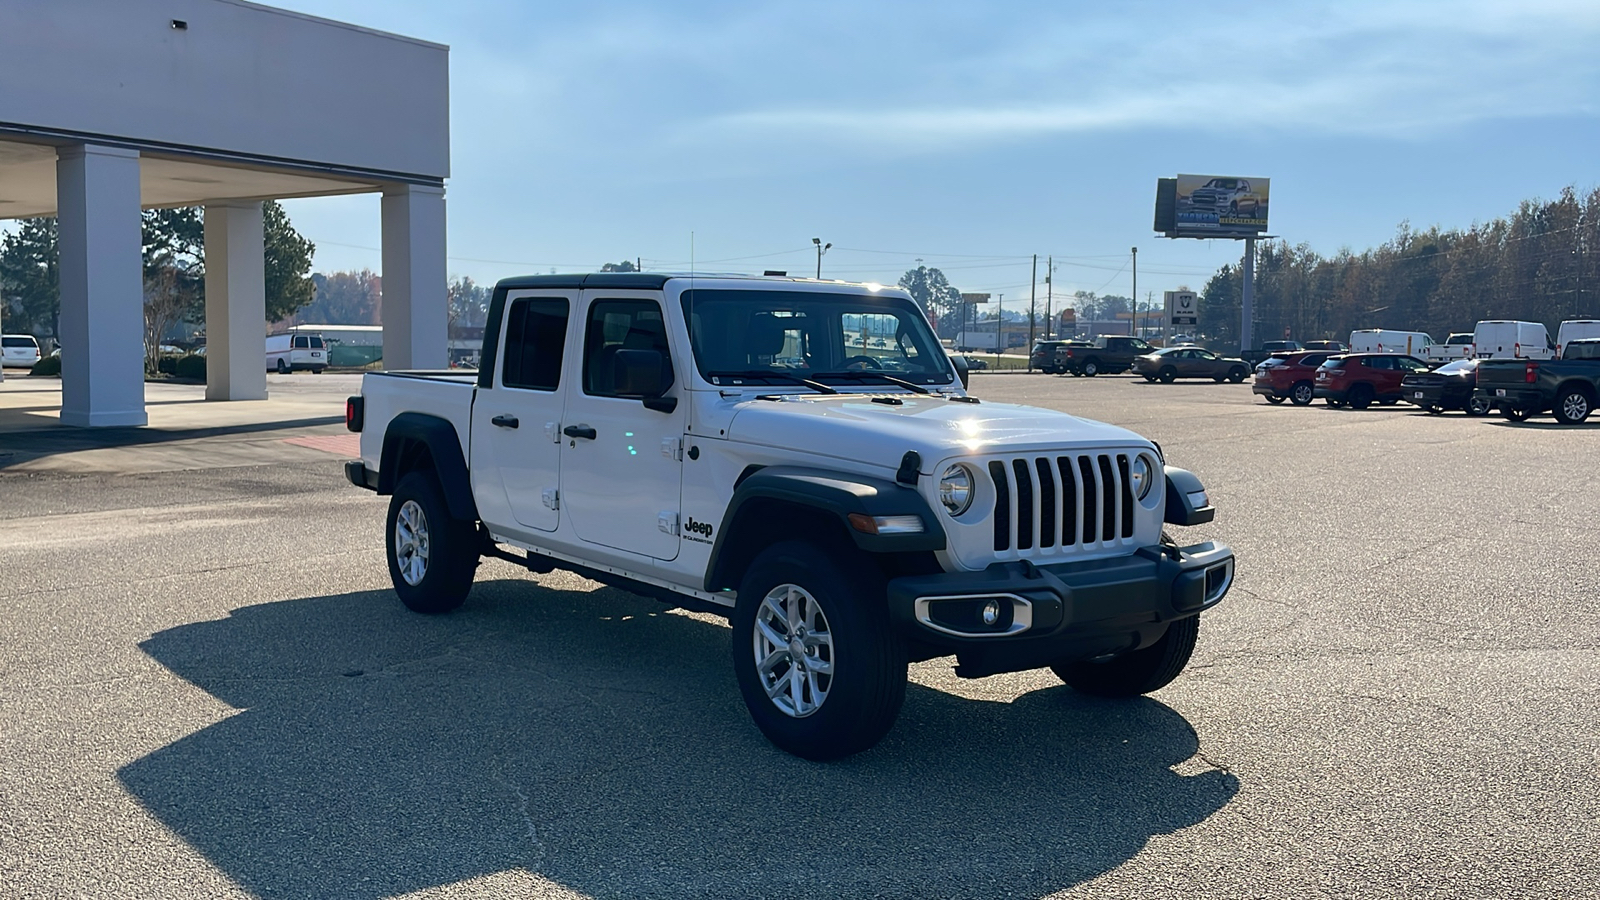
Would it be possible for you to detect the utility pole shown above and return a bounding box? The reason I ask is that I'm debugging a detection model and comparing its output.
[996,293,1003,364]
[1131,246,1138,337]
[1045,256,1054,340]
[1028,254,1037,370]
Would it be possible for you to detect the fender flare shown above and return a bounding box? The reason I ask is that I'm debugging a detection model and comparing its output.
[703,466,947,593]
[1163,466,1215,526]
[378,412,480,522]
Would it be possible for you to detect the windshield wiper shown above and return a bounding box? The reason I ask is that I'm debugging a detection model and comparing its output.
[704,369,838,394]
[815,370,932,394]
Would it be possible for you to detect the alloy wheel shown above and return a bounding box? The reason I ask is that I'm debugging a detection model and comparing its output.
[393,500,431,586]
[753,583,835,718]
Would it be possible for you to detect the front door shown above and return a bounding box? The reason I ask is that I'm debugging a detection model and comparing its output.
[559,293,685,561]
[469,290,574,533]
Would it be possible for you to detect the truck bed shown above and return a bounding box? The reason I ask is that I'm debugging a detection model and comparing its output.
[357,370,477,469]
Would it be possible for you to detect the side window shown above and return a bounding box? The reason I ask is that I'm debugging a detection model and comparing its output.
[583,299,673,397]
[501,297,569,391]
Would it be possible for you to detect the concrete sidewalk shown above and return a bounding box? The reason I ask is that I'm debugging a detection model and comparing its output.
[0,373,361,475]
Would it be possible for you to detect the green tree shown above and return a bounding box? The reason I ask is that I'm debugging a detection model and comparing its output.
[600,259,638,272]
[264,201,316,322]
[897,265,962,335]
[447,275,490,335]
[0,218,60,344]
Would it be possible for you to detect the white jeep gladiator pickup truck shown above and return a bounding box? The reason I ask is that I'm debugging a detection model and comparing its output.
[344,273,1234,759]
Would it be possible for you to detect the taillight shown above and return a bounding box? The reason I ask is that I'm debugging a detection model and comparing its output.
[346,396,364,432]
[1514,342,1521,357]
[1524,362,1538,384]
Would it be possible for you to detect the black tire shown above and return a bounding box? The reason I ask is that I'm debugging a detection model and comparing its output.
[385,471,478,614]
[1465,396,1492,417]
[1503,407,1531,422]
[1227,367,1247,383]
[1380,398,1399,406]
[732,540,907,761]
[1265,396,1285,404]
[1425,405,1443,415]
[1159,366,1176,384]
[1143,375,1157,383]
[1052,615,1201,697]
[275,358,289,374]
[313,367,325,374]
[1082,359,1100,377]
[1553,387,1593,425]
[1212,376,1226,383]
[1326,398,1344,408]
[1291,381,1314,405]
[1348,384,1374,410]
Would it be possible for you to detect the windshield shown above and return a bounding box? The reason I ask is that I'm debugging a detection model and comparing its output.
[681,289,954,387]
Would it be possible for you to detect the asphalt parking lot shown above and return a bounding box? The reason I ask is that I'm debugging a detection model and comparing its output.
[2,371,1596,899]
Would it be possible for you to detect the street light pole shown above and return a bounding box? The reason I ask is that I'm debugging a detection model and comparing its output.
[812,237,831,279]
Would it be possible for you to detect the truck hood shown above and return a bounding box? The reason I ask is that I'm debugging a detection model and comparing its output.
[723,394,1151,472]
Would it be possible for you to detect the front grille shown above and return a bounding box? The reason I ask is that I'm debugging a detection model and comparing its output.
[988,452,1138,555]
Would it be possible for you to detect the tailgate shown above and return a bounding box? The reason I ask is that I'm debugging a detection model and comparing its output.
[1474,362,1529,386]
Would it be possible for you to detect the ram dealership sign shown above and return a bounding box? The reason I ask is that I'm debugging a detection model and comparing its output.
[1154,175,1270,238]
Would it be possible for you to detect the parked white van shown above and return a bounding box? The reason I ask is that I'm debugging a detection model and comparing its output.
[1555,319,1600,359]
[1349,329,1436,356]
[1472,320,1553,360]
[1,334,42,368]
[265,331,327,373]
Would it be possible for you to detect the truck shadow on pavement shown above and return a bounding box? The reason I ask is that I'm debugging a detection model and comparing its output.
[121,578,1238,899]
[0,417,343,469]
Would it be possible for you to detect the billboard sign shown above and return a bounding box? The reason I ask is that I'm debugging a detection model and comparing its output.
[1165,290,1198,327]
[959,293,990,304]
[1164,175,1269,237]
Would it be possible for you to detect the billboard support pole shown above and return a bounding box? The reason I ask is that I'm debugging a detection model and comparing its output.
[1241,237,1255,354]
[1045,256,1053,340]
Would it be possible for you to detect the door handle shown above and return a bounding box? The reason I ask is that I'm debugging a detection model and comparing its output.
[563,424,597,440]
[491,414,519,429]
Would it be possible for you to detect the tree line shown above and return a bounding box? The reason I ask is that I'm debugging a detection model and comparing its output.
[1198,186,1600,349]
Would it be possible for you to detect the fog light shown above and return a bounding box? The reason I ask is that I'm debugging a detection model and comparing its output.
[981,599,1001,626]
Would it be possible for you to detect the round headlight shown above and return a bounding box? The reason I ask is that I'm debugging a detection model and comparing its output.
[1130,455,1155,500]
[938,464,974,516]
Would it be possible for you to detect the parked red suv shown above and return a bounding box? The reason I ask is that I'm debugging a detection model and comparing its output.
[1252,351,1335,405]
[1313,353,1431,409]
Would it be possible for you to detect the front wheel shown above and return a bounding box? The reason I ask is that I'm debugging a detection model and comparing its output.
[1053,616,1201,697]
[1159,366,1176,384]
[386,471,479,614]
[732,541,907,760]
[1554,388,1593,425]
[1143,375,1157,383]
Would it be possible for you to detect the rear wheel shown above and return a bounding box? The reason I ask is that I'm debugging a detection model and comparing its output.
[1553,387,1593,424]
[386,471,478,614]
[1465,396,1492,417]
[732,541,907,760]
[1053,616,1201,697]
[275,358,289,374]
[1291,381,1315,405]
[1227,367,1247,383]
[1348,384,1374,410]
[1082,359,1101,377]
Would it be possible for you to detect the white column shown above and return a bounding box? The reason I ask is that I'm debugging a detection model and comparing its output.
[380,183,447,370]
[203,201,268,400]
[57,144,147,427]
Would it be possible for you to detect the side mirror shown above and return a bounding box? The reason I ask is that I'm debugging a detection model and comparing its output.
[950,355,970,389]
[614,349,677,412]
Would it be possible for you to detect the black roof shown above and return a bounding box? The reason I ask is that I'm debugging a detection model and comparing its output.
[492,273,674,291]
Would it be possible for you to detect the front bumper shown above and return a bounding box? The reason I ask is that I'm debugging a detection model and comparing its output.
[886,540,1234,678]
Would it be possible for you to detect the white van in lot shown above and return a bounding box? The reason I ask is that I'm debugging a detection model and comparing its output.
[1555,319,1600,359]
[1472,320,1552,360]
[265,332,327,373]
[2,334,42,368]
[1349,329,1435,357]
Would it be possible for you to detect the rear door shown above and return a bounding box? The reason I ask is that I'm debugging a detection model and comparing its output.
[470,289,574,533]
[559,291,685,561]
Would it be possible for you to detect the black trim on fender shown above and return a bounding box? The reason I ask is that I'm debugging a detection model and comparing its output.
[1163,467,1216,526]
[378,412,480,522]
[703,466,947,592]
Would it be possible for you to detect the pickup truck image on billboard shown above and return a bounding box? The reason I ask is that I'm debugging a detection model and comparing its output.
[1174,175,1269,236]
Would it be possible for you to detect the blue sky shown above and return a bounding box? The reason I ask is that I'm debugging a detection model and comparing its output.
[270,0,1600,308]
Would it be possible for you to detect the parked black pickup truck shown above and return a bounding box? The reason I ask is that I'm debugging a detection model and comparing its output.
[1475,339,1600,424]
[1060,336,1156,376]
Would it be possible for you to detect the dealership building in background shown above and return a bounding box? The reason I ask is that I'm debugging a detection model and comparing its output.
[0,0,449,425]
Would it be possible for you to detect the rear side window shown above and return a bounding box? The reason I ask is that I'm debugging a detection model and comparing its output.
[1366,357,1393,370]
[1301,353,1330,367]
[583,299,673,397]
[1318,357,1345,368]
[501,297,569,391]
